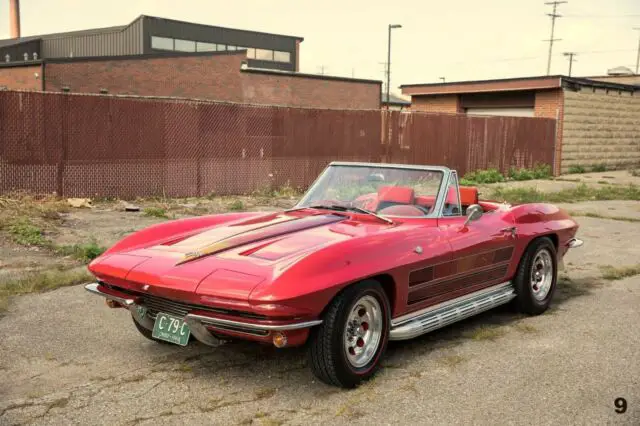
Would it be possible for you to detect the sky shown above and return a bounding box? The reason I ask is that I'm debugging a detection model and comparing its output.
[1,0,639,96]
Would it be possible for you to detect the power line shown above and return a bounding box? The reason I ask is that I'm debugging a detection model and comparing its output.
[563,14,640,18]
[544,1,568,75]
[563,52,577,76]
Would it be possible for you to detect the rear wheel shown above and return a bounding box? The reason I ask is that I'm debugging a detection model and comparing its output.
[308,280,390,388]
[513,237,557,315]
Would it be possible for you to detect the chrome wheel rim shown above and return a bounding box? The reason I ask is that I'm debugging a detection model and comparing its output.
[343,295,383,368]
[530,248,554,301]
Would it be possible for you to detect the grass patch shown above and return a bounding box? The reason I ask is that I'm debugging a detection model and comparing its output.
[460,168,505,185]
[599,264,640,280]
[591,164,607,172]
[227,199,245,211]
[142,207,168,218]
[568,165,586,174]
[255,387,277,399]
[436,354,467,368]
[6,218,49,246]
[568,211,640,223]
[630,169,640,177]
[508,164,552,181]
[0,268,92,313]
[513,322,539,334]
[464,325,507,341]
[488,183,640,204]
[55,239,106,263]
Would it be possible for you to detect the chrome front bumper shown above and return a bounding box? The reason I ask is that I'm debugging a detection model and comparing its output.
[84,283,322,347]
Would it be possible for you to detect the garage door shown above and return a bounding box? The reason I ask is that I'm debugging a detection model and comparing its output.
[465,107,535,117]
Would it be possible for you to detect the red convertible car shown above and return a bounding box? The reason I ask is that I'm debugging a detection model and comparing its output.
[85,162,583,388]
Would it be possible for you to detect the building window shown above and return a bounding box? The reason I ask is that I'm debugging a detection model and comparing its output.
[246,48,257,59]
[174,39,196,52]
[99,88,108,94]
[273,50,291,62]
[61,86,71,93]
[196,41,216,52]
[255,48,273,61]
[151,36,174,50]
[216,44,227,51]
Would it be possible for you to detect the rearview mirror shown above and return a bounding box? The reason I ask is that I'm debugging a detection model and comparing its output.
[464,204,483,226]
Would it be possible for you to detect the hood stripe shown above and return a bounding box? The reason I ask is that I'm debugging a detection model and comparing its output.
[176,213,346,265]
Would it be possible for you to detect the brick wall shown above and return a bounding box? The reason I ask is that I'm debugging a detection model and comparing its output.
[561,88,640,172]
[410,94,460,113]
[45,54,244,102]
[240,70,380,109]
[534,89,563,175]
[43,53,381,109]
[0,64,42,90]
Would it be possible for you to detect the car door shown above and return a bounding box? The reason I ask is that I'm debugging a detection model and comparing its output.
[434,172,517,300]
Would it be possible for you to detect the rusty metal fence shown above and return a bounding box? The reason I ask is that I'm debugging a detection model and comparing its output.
[0,90,556,198]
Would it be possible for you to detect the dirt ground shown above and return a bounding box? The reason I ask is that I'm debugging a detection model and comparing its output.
[1,173,639,425]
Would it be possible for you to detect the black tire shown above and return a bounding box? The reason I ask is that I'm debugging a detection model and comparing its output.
[513,237,558,315]
[308,280,391,388]
[131,315,170,344]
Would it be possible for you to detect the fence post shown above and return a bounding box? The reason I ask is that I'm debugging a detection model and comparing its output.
[56,94,68,197]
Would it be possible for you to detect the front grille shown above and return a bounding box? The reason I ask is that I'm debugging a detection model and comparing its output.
[101,283,268,321]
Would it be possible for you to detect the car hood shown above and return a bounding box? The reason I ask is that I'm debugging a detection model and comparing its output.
[89,210,393,301]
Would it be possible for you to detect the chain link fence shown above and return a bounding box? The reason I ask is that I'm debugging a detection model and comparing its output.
[0,90,556,198]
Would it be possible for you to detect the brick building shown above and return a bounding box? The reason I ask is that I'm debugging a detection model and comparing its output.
[0,50,382,109]
[1,14,302,72]
[400,75,640,174]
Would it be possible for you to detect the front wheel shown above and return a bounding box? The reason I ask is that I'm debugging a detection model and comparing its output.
[308,280,390,388]
[513,237,558,315]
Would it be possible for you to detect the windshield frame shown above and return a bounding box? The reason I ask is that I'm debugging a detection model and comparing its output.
[294,162,454,219]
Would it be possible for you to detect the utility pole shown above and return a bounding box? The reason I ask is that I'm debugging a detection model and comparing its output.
[439,77,446,83]
[386,24,402,109]
[563,52,577,76]
[634,27,640,74]
[317,65,327,75]
[544,1,567,75]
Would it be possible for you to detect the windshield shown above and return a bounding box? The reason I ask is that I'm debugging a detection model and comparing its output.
[297,165,445,217]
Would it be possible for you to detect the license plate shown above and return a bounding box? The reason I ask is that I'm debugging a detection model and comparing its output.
[152,313,190,346]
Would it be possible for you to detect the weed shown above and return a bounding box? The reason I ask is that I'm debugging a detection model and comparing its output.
[599,264,640,280]
[227,199,245,211]
[630,169,640,177]
[7,218,49,246]
[437,354,467,368]
[464,325,507,341]
[0,268,93,313]
[254,411,267,418]
[591,164,607,172]
[509,164,552,181]
[568,165,586,174]
[513,323,539,334]
[255,387,277,399]
[488,183,640,204]
[143,207,168,218]
[568,211,640,223]
[597,180,610,185]
[460,168,505,185]
[55,239,106,263]
[178,364,192,372]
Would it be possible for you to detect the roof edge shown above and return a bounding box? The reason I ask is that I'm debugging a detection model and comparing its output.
[241,67,382,84]
[400,75,564,89]
[43,50,246,64]
[140,15,304,42]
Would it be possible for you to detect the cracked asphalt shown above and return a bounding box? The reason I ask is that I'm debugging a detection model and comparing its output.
[1,202,639,425]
